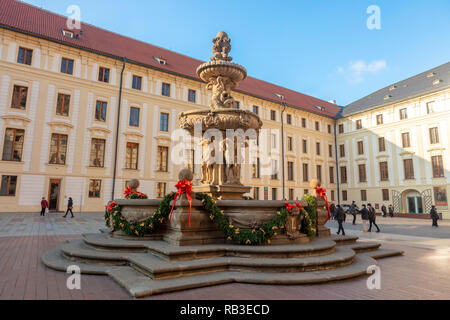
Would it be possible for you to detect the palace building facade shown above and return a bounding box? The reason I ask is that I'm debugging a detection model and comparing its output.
[0,0,449,219]
[0,0,339,213]
[336,63,450,219]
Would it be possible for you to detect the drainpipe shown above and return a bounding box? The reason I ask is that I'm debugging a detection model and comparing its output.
[334,121,341,205]
[281,102,286,200]
[111,57,127,201]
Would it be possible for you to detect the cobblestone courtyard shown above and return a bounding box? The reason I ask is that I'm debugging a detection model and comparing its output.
[0,212,449,300]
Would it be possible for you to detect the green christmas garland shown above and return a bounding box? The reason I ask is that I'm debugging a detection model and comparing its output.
[105,192,317,244]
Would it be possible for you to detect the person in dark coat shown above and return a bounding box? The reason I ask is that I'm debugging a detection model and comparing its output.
[350,201,359,225]
[40,197,49,216]
[360,205,370,233]
[388,205,394,218]
[330,203,336,220]
[368,204,380,233]
[336,205,346,236]
[63,197,74,218]
[430,206,439,227]
[381,205,387,218]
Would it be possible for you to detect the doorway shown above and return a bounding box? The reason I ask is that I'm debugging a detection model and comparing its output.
[48,179,61,212]
[407,196,423,214]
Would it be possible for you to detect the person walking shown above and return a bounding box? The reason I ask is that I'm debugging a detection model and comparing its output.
[350,201,358,225]
[336,205,346,236]
[63,197,74,218]
[368,204,380,233]
[388,205,394,218]
[330,203,336,220]
[360,204,370,233]
[381,205,387,218]
[40,197,49,217]
[430,205,440,228]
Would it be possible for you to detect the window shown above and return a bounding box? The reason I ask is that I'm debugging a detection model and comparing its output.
[317,165,322,182]
[56,93,70,116]
[272,134,277,149]
[287,137,293,151]
[315,121,320,131]
[339,145,345,158]
[289,189,295,201]
[2,128,25,161]
[429,127,439,144]
[356,120,362,130]
[376,114,384,125]
[342,190,348,202]
[303,164,309,182]
[358,164,367,183]
[329,167,335,184]
[288,161,294,181]
[328,125,332,134]
[89,138,106,168]
[382,189,390,201]
[304,189,309,196]
[125,143,139,170]
[253,106,259,115]
[338,124,344,134]
[270,110,277,121]
[160,113,169,132]
[17,47,33,65]
[162,83,171,97]
[286,114,292,125]
[49,134,68,165]
[1,176,17,196]
[235,101,240,110]
[132,75,142,90]
[357,141,364,155]
[400,108,408,120]
[331,190,335,202]
[361,190,367,201]
[252,158,261,179]
[253,187,260,201]
[426,101,435,114]
[156,182,167,199]
[271,160,278,180]
[431,156,444,178]
[129,107,140,127]
[95,101,107,122]
[89,180,101,198]
[403,159,414,180]
[98,67,110,83]
[61,58,74,75]
[402,133,411,148]
[188,89,196,103]
[380,162,389,181]
[316,142,321,156]
[272,188,278,201]
[302,140,308,154]
[301,118,307,128]
[11,85,28,110]
[340,166,348,184]
[328,145,333,158]
[379,137,386,152]
[157,146,169,172]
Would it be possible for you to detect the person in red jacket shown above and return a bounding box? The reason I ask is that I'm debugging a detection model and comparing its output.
[40,197,49,216]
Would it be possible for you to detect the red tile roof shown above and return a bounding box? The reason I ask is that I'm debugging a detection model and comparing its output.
[0,0,342,118]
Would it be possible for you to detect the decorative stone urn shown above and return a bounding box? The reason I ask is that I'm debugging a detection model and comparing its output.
[311,179,331,237]
[179,32,263,200]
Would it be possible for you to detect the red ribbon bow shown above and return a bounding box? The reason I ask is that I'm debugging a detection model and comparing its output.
[294,202,303,210]
[285,202,296,213]
[108,201,117,212]
[316,187,331,222]
[124,186,134,198]
[169,180,193,227]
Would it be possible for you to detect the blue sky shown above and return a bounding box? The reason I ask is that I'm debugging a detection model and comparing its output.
[24,0,450,106]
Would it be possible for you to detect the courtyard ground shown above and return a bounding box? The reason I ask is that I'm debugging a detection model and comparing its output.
[0,212,449,300]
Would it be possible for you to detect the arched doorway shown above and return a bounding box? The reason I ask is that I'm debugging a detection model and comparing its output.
[402,189,423,214]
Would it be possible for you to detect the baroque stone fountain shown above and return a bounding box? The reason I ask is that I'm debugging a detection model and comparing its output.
[42,32,403,298]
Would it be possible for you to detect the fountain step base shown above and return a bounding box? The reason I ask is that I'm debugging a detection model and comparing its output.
[42,234,403,297]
